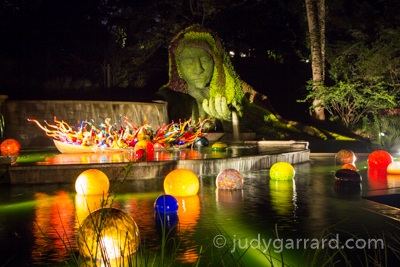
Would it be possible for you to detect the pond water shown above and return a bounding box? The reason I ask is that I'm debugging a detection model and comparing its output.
[1,155,400,266]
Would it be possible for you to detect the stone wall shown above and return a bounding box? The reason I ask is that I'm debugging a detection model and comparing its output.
[2,100,169,148]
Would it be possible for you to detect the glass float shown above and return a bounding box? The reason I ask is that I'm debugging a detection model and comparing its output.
[335,149,356,165]
[154,195,179,213]
[194,137,209,147]
[270,162,295,180]
[342,163,357,171]
[164,169,199,196]
[135,140,154,155]
[212,142,227,151]
[334,169,362,184]
[368,150,393,169]
[75,169,110,195]
[0,139,21,154]
[77,208,140,260]
[216,169,244,190]
[387,161,400,174]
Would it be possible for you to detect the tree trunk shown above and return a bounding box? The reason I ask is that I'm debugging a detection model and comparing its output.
[305,0,326,120]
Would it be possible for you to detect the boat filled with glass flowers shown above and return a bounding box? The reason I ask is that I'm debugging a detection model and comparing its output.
[28,116,215,153]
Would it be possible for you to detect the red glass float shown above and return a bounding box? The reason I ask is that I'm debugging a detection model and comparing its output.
[135,140,154,155]
[335,149,356,165]
[367,150,392,169]
[135,149,146,161]
[0,139,21,154]
[342,163,357,171]
[334,169,362,184]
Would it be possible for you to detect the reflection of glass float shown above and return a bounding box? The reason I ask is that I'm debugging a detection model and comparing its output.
[154,211,179,233]
[368,150,392,169]
[367,168,388,191]
[212,142,227,151]
[335,149,356,165]
[342,163,357,171]
[216,169,244,190]
[154,195,179,213]
[216,188,243,209]
[77,208,140,259]
[270,162,295,180]
[334,183,361,195]
[164,169,199,196]
[75,193,109,226]
[334,169,362,184]
[135,140,154,155]
[387,161,400,174]
[175,195,200,229]
[269,180,295,216]
[0,139,21,153]
[194,137,209,147]
[75,169,110,195]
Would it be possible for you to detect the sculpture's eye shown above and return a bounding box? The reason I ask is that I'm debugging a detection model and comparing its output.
[181,57,195,65]
[200,55,212,63]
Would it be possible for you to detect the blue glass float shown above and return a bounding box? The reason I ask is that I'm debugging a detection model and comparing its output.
[194,137,209,147]
[154,195,179,213]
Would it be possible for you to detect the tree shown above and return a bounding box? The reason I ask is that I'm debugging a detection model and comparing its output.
[305,0,326,120]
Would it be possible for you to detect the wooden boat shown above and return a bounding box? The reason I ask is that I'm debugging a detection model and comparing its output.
[53,140,187,154]
[53,140,129,154]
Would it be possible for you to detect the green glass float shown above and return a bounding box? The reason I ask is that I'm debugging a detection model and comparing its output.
[212,142,228,151]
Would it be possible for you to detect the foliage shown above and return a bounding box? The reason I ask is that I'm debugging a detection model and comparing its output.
[328,29,400,90]
[368,115,400,152]
[300,79,397,127]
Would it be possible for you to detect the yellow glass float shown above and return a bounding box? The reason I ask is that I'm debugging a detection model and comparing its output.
[269,162,295,180]
[211,142,227,151]
[163,169,199,196]
[387,161,400,174]
[75,169,110,195]
[77,208,140,260]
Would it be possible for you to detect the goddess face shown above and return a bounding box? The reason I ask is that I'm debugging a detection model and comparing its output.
[179,46,214,89]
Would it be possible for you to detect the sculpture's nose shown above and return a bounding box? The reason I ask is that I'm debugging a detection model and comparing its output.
[193,58,205,74]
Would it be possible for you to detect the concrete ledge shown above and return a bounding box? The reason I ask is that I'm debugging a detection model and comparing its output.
[9,149,310,184]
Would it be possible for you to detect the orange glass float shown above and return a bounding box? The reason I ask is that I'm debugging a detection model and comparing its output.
[135,140,154,155]
[342,163,357,171]
[75,169,110,195]
[335,149,356,165]
[163,169,199,196]
[368,150,392,169]
[0,139,21,153]
[387,161,400,174]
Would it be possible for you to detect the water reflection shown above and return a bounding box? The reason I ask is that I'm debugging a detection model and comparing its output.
[216,189,244,210]
[175,195,200,264]
[269,180,297,219]
[32,191,76,264]
[367,169,388,193]
[75,193,110,227]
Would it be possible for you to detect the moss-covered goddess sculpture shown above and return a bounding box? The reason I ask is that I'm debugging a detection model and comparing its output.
[157,25,328,138]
